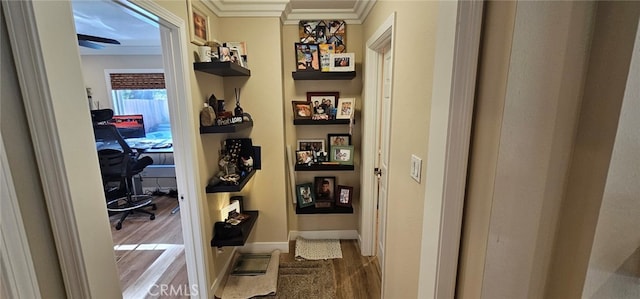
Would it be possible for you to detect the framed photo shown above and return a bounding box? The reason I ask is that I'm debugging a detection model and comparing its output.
[229,47,243,66]
[296,183,315,208]
[336,185,353,207]
[297,139,325,152]
[307,92,338,120]
[329,53,355,72]
[218,46,232,62]
[292,101,312,119]
[295,150,314,165]
[330,145,354,165]
[299,20,347,53]
[187,0,210,46]
[328,133,350,155]
[314,176,336,202]
[336,98,355,119]
[225,41,247,57]
[295,43,320,71]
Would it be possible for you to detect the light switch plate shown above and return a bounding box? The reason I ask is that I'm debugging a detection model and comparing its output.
[410,154,422,182]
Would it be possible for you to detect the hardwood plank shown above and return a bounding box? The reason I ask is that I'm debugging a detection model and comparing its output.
[123,245,184,299]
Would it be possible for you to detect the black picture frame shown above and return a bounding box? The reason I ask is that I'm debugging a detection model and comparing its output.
[296,183,315,208]
[336,185,353,207]
[295,43,320,71]
[314,176,336,202]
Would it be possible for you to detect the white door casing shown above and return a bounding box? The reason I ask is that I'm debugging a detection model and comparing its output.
[376,47,393,269]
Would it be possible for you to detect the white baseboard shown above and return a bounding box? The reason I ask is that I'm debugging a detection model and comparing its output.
[239,242,289,253]
[289,230,359,240]
[209,247,237,299]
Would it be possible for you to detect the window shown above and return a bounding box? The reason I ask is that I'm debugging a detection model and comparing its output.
[108,72,172,140]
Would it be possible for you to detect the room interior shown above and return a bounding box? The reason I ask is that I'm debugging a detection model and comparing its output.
[3,1,640,299]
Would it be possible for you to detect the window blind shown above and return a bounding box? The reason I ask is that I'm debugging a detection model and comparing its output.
[109,73,165,90]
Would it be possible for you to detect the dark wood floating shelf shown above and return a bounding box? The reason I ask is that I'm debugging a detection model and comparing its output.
[194,61,251,76]
[206,170,256,193]
[292,71,356,80]
[295,164,354,171]
[293,119,351,125]
[296,204,353,214]
[200,120,253,134]
[211,210,259,247]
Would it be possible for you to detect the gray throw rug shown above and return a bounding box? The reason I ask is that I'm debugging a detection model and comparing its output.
[263,259,336,299]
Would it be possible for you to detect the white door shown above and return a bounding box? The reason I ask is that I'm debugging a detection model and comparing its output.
[377,46,393,267]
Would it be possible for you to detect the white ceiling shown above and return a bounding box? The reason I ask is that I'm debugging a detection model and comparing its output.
[72,0,374,55]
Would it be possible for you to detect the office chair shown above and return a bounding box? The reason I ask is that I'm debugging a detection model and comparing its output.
[92,109,156,230]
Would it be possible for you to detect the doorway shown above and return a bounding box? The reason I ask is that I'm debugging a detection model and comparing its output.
[72,0,186,296]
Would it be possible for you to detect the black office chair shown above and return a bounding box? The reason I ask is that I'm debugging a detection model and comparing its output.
[92,109,156,230]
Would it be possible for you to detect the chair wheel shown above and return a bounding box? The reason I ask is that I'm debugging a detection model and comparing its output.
[150,214,156,220]
[115,223,122,230]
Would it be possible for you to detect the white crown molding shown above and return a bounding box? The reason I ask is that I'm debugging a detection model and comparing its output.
[201,0,376,24]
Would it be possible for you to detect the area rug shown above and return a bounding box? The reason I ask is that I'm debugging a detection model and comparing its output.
[263,259,336,299]
[294,237,342,260]
[221,250,280,299]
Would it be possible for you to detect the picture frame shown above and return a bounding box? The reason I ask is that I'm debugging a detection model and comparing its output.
[295,43,320,71]
[307,91,339,120]
[218,46,232,62]
[295,150,314,165]
[187,0,210,46]
[336,185,353,207]
[296,183,315,208]
[229,47,243,67]
[327,134,351,154]
[292,101,312,119]
[329,53,355,72]
[299,20,347,53]
[297,139,325,152]
[314,176,336,202]
[336,98,355,119]
[330,145,354,165]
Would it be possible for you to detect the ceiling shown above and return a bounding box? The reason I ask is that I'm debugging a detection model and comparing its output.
[72,0,375,55]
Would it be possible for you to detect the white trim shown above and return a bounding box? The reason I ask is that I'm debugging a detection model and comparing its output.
[288,230,359,240]
[2,2,91,297]
[210,247,237,297]
[361,12,395,258]
[124,1,211,298]
[0,134,42,299]
[417,1,483,298]
[238,242,290,253]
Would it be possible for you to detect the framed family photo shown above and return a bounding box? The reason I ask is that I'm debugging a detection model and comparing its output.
[314,176,336,202]
[336,185,353,207]
[331,145,354,165]
[336,98,355,119]
[297,139,325,152]
[327,133,350,154]
[307,91,338,119]
[296,183,315,208]
[329,53,355,72]
[187,0,210,46]
[295,150,313,165]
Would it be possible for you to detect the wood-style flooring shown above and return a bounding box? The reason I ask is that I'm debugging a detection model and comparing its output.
[111,196,381,299]
[110,195,188,299]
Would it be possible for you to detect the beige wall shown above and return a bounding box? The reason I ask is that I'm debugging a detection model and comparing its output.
[79,55,164,110]
[281,24,363,232]
[1,8,66,297]
[583,23,640,297]
[363,1,438,298]
[547,2,640,297]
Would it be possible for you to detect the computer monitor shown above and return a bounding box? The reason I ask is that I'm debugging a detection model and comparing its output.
[108,114,146,139]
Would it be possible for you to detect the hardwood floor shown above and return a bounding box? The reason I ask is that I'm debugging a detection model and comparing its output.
[277,240,382,299]
[110,197,381,299]
[110,195,188,299]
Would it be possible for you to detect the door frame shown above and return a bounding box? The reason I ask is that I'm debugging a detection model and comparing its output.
[2,0,208,297]
[417,1,483,298]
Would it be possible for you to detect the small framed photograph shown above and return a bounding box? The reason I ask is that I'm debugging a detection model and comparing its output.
[225,41,247,57]
[329,53,355,72]
[297,139,325,151]
[336,185,353,207]
[229,47,243,66]
[314,176,336,202]
[295,43,320,71]
[336,98,355,119]
[218,46,232,62]
[187,0,210,46]
[330,145,354,165]
[295,150,314,165]
[296,183,315,208]
[307,92,339,119]
[292,101,312,119]
[327,133,351,153]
